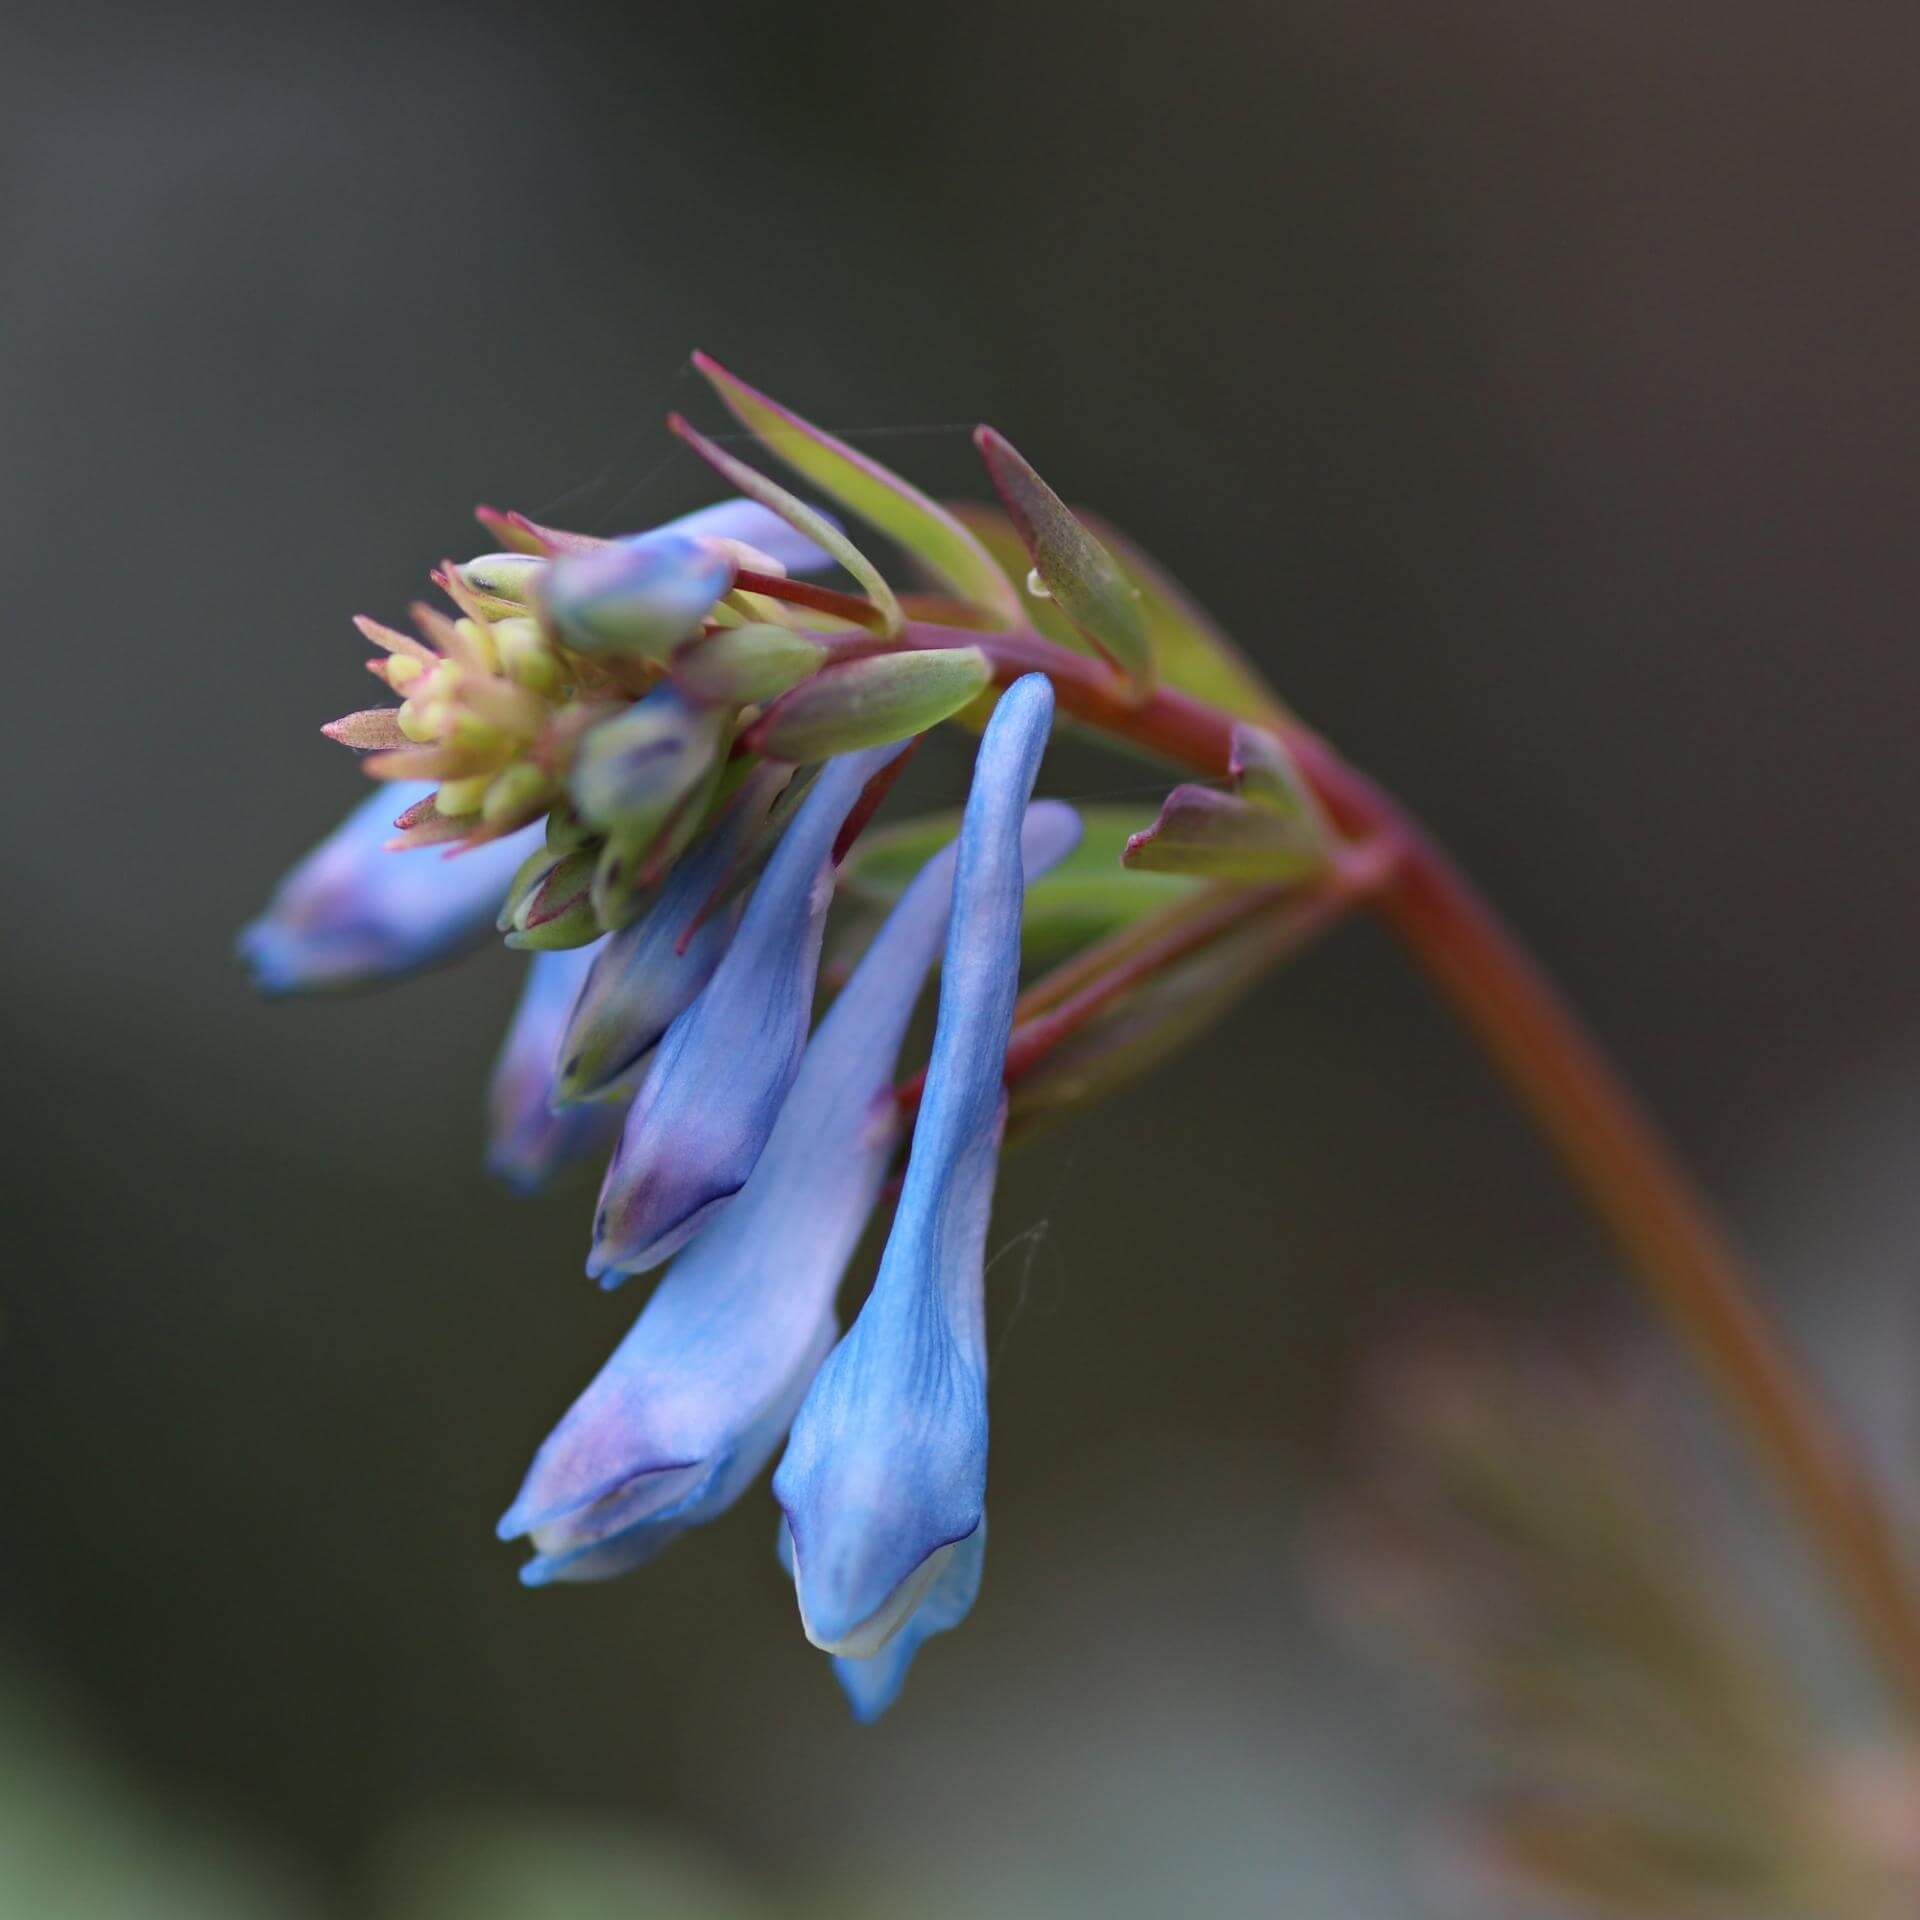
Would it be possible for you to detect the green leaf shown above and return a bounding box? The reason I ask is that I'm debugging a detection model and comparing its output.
[666,412,903,636]
[973,427,1154,692]
[842,804,1200,969]
[693,353,1026,627]
[948,501,1289,724]
[747,648,992,762]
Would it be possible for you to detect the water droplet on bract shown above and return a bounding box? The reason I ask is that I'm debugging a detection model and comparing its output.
[1024,567,1052,602]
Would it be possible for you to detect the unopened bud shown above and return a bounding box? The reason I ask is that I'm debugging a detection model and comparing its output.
[543,534,734,660]
[672,623,828,705]
[458,553,549,610]
[483,763,554,828]
[570,686,727,846]
[491,615,563,696]
[747,647,992,762]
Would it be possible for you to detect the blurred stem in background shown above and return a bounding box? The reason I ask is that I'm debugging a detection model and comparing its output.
[911,616,1920,1723]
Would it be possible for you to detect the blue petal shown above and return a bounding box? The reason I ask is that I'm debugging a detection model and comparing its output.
[659,499,837,577]
[544,539,734,661]
[499,799,1079,1581]
[587,744,902,1282]
[824,1521,986,1723]
[774,675,1056,1658]
[485,944,627,1194]
[237,783,541,994]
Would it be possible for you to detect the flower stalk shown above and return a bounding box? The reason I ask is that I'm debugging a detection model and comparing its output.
[857,606,1920,1722]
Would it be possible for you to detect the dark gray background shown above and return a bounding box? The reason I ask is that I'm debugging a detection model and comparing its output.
[5,2,1918,1911]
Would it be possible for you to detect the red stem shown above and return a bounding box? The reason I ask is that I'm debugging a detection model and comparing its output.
[864,616,1920,1716]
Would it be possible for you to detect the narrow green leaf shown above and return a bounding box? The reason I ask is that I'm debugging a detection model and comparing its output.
[841,804,1199,969]
[693,353,1026,627]
[973,427,1154,692]
[948,502,1289,724]
[666,412,903,637]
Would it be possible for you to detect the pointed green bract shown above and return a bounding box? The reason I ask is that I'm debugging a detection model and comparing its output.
[694,353,1026,628]
[974,428,1154,693]
[840,804,1199,971]
[1122,785,1328,883]
[948,502,1288,724]
[1229,721,1326,833]
[748,648,992,762]
[667,413,904,637]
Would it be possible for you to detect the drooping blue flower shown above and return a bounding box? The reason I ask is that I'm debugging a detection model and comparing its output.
[485,943,627,1194]
[773,673,1057,1714]
[587,743,903,1283]
[237,782,543,994]
[499,797,1080,1584]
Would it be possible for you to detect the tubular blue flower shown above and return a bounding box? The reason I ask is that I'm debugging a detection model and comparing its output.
[774,673,1057,1713]
[499,799,1080,1585]
[486,943,627,1194]
[237,782,543,994]
[586,743,903,1283]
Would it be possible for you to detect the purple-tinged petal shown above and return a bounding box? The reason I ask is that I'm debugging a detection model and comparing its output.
[485,943,627,1194]
[656,499,837,578]
[500,801,1078,1580]
[543,538,734,662]
[774,673,1056,1672]
[587,743,903,1282]
[237,782,541,995]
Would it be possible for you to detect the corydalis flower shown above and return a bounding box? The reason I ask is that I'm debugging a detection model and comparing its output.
[586,744,907,1281]
[498,788,1080,1586]
[237,781,542,993]
[774,672,1056,1716]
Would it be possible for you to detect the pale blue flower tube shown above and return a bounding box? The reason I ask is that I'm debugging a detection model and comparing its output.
[774,673,1057,1709]
[587,743,902,1283]
[500,795,1079,1584]
[238,782,542,994]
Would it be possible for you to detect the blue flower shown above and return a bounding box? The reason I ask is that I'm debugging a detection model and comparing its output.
[774,673,1057,1714]
[498,793,1080,1585]
[238,782,542,994]
[587,744,904,1283]
[486,943,627,1194]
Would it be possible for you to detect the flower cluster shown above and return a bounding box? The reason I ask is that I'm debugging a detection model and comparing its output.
[242,358,1368,1716]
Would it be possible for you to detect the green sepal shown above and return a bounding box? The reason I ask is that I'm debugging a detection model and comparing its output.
[747,648,991,762]
[693,353,1027,627]
[973,427,1153,693]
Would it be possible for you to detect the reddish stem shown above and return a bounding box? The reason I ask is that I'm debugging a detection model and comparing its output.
[856,615,1920,1717]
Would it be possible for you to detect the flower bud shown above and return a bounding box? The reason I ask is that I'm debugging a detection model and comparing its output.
[747,648,992,763]
[542,534,733,660]
[457,552,548,609]
[569,686,728,847]
[672,623,828,706]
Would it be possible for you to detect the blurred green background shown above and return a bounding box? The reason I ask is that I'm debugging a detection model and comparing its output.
[5,1,1920,1912]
